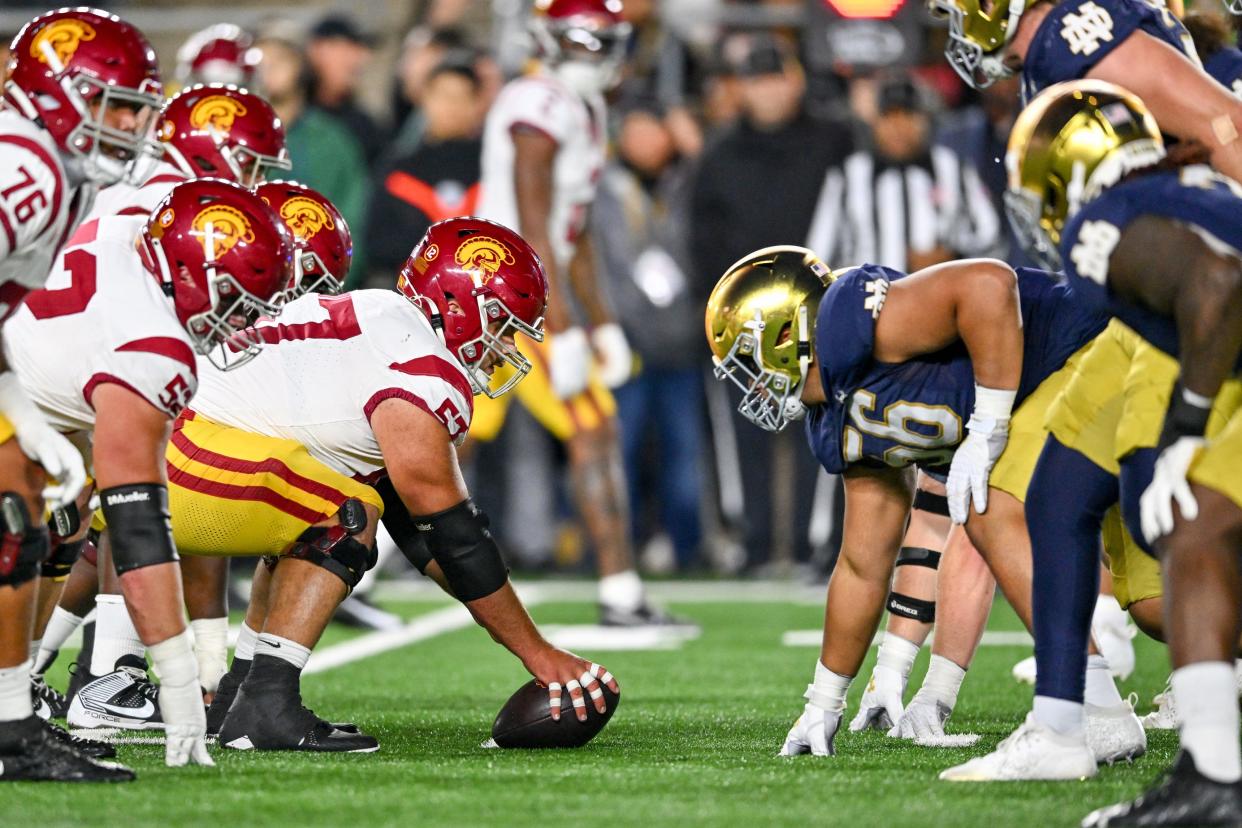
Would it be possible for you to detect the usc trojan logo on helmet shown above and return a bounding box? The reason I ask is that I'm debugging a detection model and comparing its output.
[30,19,97,68]
[278,196,334,240]
[191,205,255,260]
[455,236,515,283]
[189,95,249,134]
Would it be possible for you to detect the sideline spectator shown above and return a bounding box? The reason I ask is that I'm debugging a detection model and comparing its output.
[595,100,704,570]
[305,15,385,165]
[367,57,484,277]
[807,76,999,272]
[255,22,370,287]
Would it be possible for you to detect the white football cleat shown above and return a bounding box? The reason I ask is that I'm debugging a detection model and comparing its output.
[67,656,163,731]
[1011,655,1037,685]
[1140,678,1178,730]
[1091,596,1138,681]
[939,714,1097,781]
[1085,697,1146,764]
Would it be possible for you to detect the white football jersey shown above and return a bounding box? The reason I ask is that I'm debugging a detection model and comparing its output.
[0,111,95,320]
[476,71,607,269]
[86,158,187,222]
[188,289,474,481]
[3,215,199,433]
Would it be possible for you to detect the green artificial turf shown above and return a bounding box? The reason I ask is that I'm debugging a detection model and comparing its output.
[8,592,1177,828]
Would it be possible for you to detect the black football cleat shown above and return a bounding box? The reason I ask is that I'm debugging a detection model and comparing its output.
[599,602,699,631]
[219,682,377,753]
[64,660,100,711]
[0,716,133,783]
[209,660,359,736]
[42,720,116,759]
[1082,751,1242,827]
[32,675,69,721]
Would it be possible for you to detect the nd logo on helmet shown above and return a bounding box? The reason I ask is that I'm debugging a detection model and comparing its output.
[279,197,334,240]
[192,205,255,260]
[189,95,249,133]
[31,20,97,67]
[455,236,515,282]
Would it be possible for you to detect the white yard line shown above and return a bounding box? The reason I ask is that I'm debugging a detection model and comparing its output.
[304,603,484,675]
[781,629,1034,648]
[374,578,827,605]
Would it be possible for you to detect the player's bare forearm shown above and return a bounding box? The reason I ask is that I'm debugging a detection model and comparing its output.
[567,230,614,327]
[1112,217,1242,399]
[874,258,1022,391]
[513,129,573,332]
[821,466,915,674]
[463,581,552,663]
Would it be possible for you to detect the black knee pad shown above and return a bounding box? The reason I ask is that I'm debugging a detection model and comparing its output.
[100,484,178,574]
[886,591,936,623]
[285,525,377,591]
[895,546,942,570]
[0,493,49,587]
[41,538,85,581]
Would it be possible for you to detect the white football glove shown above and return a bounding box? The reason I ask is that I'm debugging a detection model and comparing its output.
[190,617,230,695]
[849,664,905,732]
[0,372,86,510]
[590,323,633,388]
[888,690,952,741]
[548,327,591,400]
[1140,436,1205,544]
[946,388,1012,525]
[780,702,842,756]
[150,630,214,767]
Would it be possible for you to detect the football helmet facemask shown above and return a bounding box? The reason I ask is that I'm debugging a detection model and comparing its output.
[705,246,835,433]
[256,180,351,301]
[927,0,1038,89]
[1005,80,1165,270]
[530,0,631,97]
[398,217,548,398]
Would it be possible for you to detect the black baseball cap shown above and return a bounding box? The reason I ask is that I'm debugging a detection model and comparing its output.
[720,33,796,78]
[877,77,924,114]
[310,14,376,47]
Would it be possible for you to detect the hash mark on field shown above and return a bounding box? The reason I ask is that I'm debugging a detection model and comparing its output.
[780,629,1033,648]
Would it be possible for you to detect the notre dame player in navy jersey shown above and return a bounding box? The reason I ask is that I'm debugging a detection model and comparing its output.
[704,249,1128,760]
[963,80,1242,825]
[929,0,1242,184]
[1185,9,1242,94]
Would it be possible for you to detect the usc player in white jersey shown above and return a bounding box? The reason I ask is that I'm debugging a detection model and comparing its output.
[6,179,294,773]
[475,0,678,625]
[0,7,165,783]
[133,217,618,753]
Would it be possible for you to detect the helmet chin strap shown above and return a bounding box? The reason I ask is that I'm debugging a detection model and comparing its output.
[782,303,812,423]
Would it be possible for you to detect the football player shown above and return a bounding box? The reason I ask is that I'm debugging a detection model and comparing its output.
[154,217,618,752]
[176,24,261,90]
[703,249,1146,763]
[31,80,291,717]
[6,178,294,770]
[991,79,1242,826]
[474,0,677,626]
[0,7,163,782]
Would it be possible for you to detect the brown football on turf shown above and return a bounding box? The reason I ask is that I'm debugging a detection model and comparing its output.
[490,678,620,748]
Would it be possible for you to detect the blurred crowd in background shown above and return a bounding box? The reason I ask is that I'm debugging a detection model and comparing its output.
[4,0,1189,580]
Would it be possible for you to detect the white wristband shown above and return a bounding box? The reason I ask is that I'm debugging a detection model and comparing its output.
[971,384,1017,422]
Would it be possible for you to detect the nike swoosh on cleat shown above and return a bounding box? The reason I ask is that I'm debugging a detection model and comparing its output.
[85,698,157,720]
[225,736,255,750]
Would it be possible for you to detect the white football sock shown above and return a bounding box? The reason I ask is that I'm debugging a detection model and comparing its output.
[876,633,921,681]
[1084,654,1124,707]
[234,623,260,662]
[0,660,33,722]
[254,634,311,671]
[1173,661,1242,783]
[91,594,144,675]
[805,659,852,713]
[34,606,84,675]
[1093,593,1128,630]
[919,655,966,708]
[598,570,645,612]
[1033,695,1085,737]
[27,638,40,664]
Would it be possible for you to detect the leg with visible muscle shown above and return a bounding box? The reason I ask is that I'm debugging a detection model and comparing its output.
[567,423,634,579]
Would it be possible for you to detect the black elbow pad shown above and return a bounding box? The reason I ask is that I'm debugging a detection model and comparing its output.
[415,499,508,601]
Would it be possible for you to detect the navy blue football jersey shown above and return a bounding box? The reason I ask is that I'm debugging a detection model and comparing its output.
[804,264,1108,475]
[1205,46,1242,94]
[1059,165,1242,363]
[1023,0,1197,102]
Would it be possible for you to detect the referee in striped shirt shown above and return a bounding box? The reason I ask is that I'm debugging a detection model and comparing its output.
[806,76,1000,272]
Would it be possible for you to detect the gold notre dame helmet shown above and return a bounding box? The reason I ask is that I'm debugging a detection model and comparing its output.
[705,245,836,432]
[927,0,1040,88]
[1005,79,1165,269]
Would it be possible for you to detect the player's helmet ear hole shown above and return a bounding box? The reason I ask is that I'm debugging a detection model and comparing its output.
[775,321,792,348]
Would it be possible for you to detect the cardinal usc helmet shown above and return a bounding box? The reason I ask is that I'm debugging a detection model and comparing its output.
[4,8,164,184]
[706,246,836,433]
[398,218,548,398]
[176,24,260,87]
[256,180,351,300]
[157,84,291,188]
[1005,80,1164,269]
[530,0,631,96]
[140,178,294,371]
